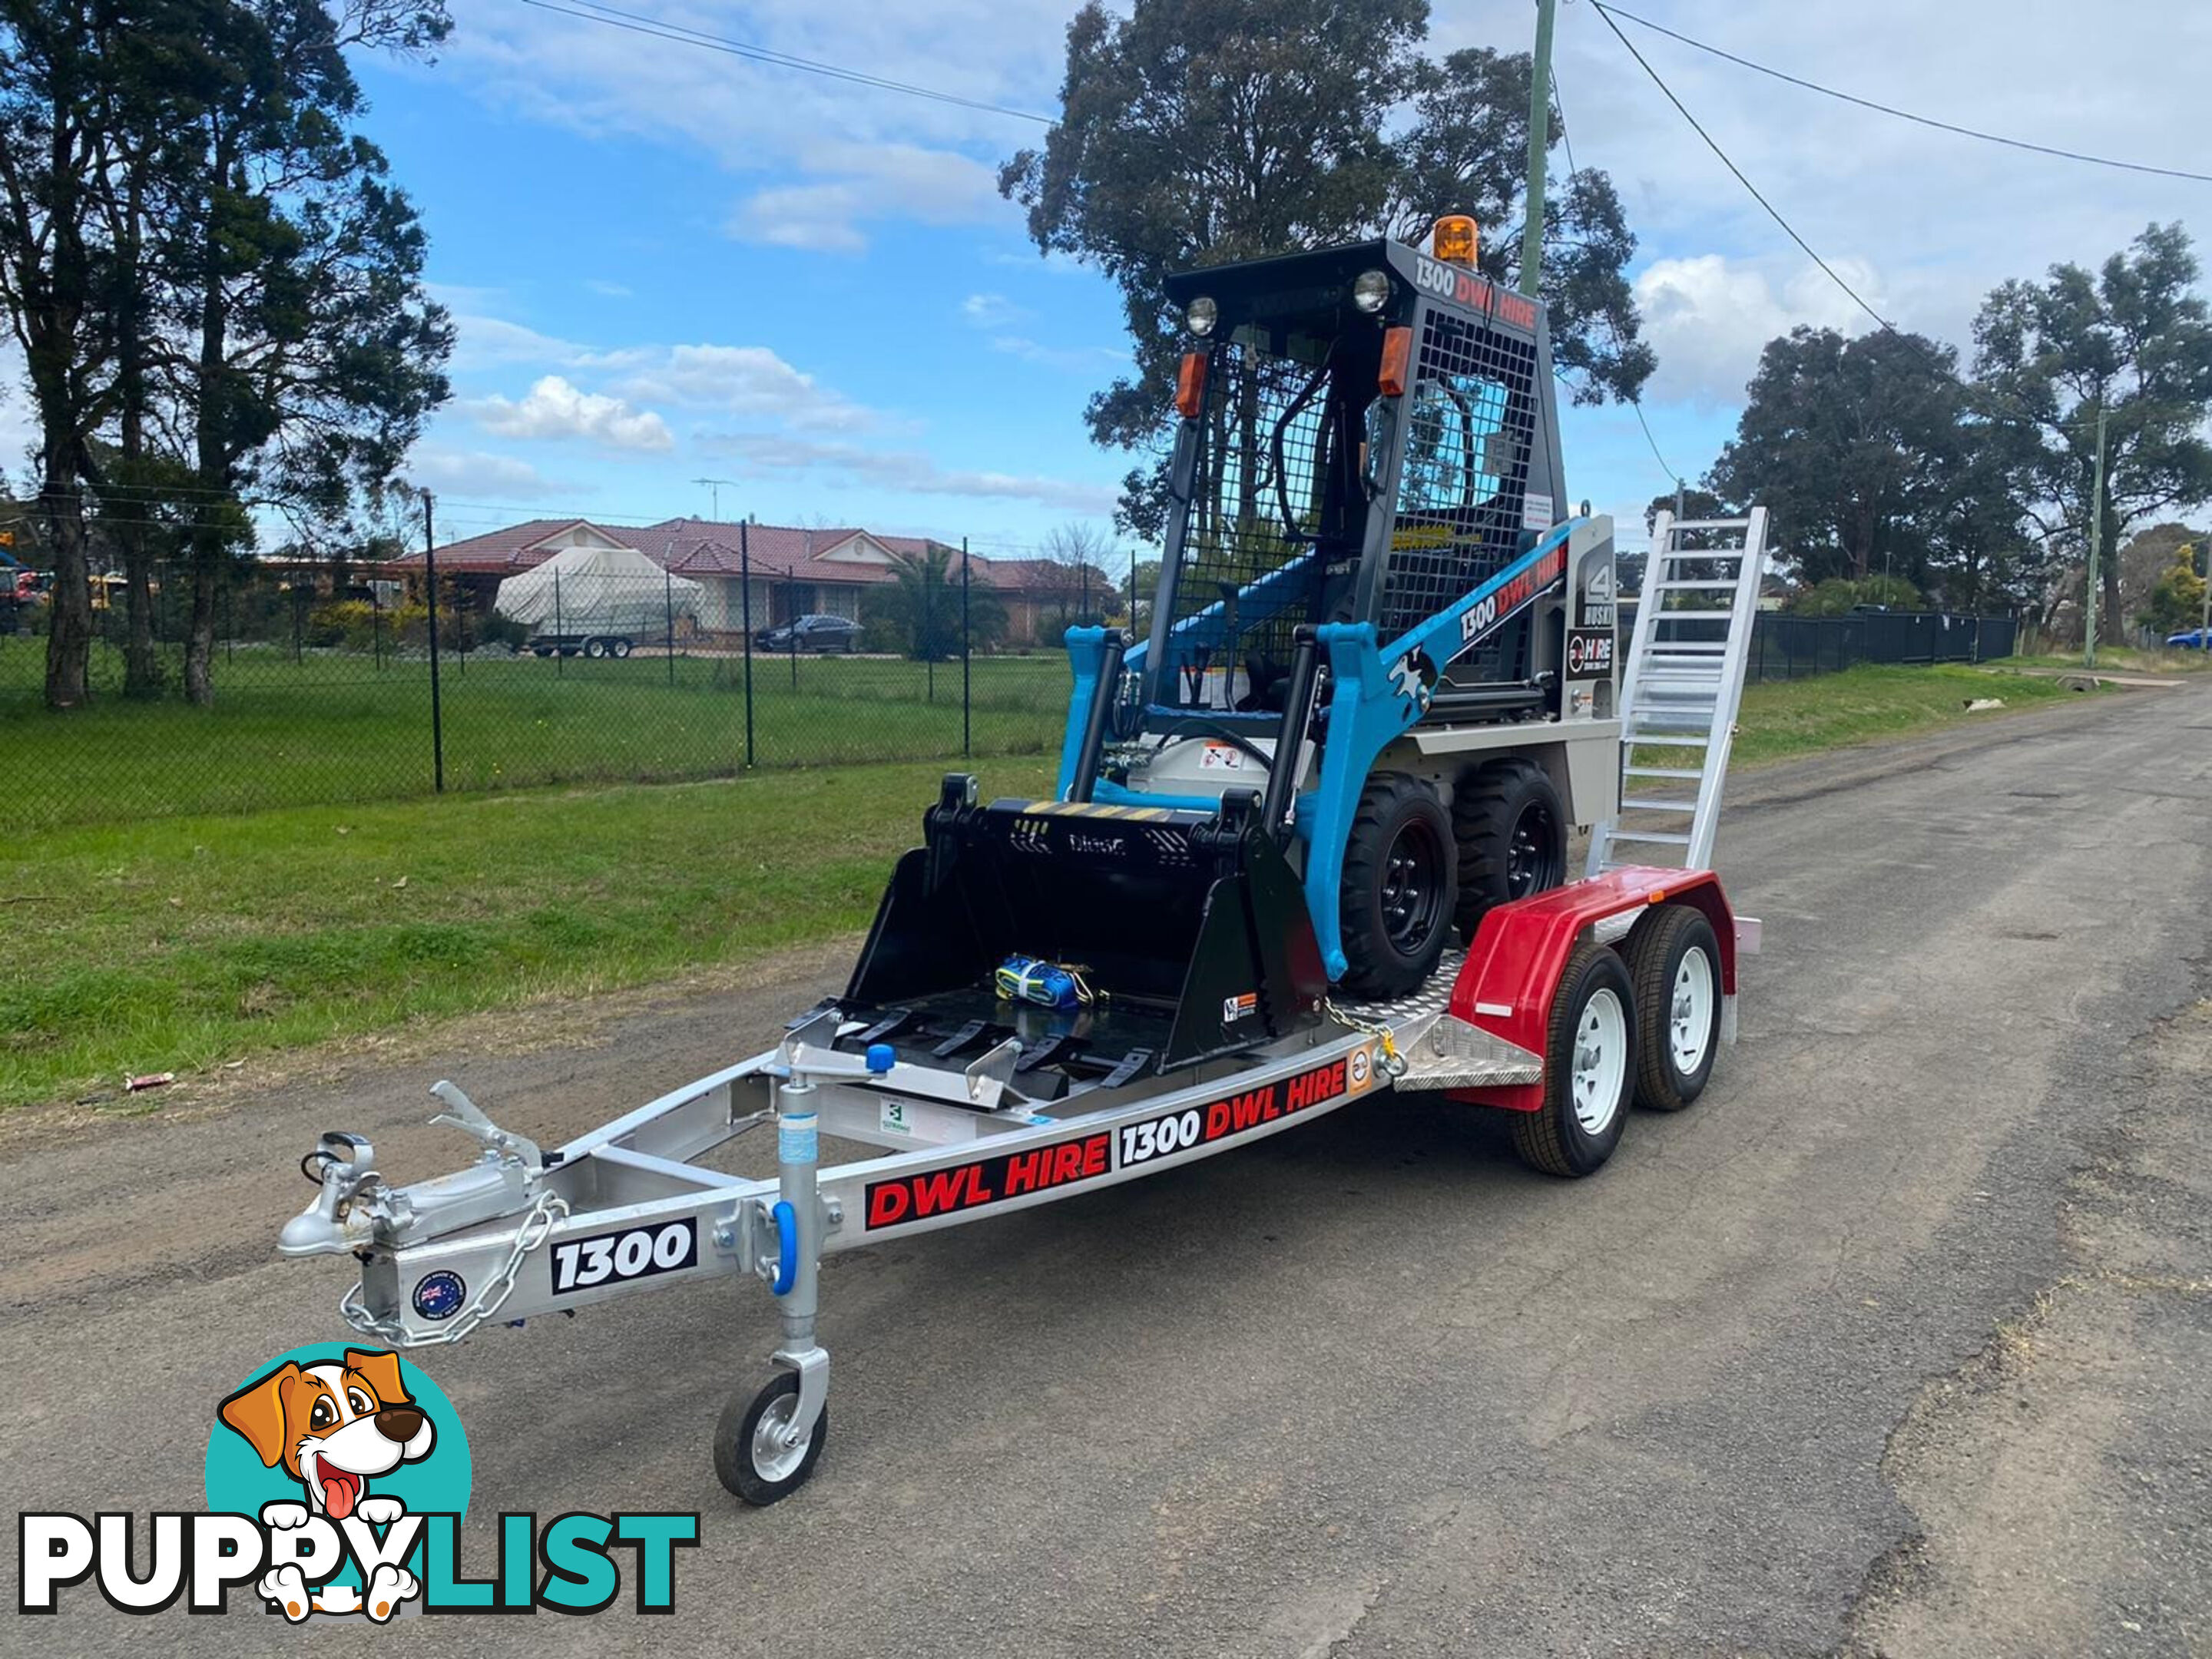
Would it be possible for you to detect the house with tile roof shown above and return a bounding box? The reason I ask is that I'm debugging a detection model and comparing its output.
[387,516,1114,646]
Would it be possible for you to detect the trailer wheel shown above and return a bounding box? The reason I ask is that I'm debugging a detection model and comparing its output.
[1338,772,1457,998]
[715,1371,826,1506]
[1453,759,1567,942]
[1624,906,1721,1111]
[611,637,633,659]
[1512,941,1634,1177]
[584,637,609,659]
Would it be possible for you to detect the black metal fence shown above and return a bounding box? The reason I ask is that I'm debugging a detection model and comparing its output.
[1617,604,2019,682]
[2,558,1072,833]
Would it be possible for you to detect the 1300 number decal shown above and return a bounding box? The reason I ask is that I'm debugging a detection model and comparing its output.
[1120,1108,1204,1169]
[551,1219,698,1294]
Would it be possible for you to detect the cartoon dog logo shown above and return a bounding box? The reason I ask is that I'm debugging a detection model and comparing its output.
[217,1348,433,1621]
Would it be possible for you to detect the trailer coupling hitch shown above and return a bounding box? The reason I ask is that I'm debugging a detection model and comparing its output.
[277,1082,548,1259]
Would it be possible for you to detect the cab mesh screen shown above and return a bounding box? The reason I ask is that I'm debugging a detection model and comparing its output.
[1376,309,1540,644]
[1162,336,1333,708]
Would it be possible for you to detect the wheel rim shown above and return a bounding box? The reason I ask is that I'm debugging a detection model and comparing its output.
[1378,819,1445,953]
[750,1394,810,1483]
[1669,947,1715,1076]
[1569,988,1628,1135]
[1505,798,1562,899]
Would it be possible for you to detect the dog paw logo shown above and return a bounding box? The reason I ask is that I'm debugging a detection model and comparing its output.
[205,1345,471,1624]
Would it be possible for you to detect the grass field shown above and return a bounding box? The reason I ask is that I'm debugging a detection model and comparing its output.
[1995,645,2212,675]
[0,637,1068,832]
[0,661,2103,1114]
[0,757,1058,1113]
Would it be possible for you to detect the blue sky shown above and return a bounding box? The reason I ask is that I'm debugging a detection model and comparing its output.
[360,0,2209,558]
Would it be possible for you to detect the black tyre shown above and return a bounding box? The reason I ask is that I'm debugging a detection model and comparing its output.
[1624,905,1721,1112]
[532,646,553,658]
[1453,758,1568,942]
[1337,772,1458,999]
[714,1371,827,1506]
[611,637,633,659]
[1512,941,1635,1177]
[584,637,609,659]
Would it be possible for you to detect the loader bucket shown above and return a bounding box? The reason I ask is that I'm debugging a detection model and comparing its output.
[846,777,1326,1073]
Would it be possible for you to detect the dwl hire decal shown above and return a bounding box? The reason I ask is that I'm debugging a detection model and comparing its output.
[18,1344,697,1620]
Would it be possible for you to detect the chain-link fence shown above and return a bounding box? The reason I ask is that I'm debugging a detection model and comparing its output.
[3,558,1069,832]
[6,556,2026,835]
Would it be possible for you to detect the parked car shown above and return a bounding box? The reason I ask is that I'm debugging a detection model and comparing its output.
[2164,626,2210,651]
[754,614,859,653]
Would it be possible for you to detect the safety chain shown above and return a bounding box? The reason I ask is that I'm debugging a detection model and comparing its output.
[339,1187,571,1348]
[1320,998,1409,1078]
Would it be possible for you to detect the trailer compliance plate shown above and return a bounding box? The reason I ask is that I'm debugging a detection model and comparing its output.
[863,1054,1369,1231]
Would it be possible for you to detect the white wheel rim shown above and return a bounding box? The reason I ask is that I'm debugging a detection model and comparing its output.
[1570,988,1628,1135]
[1670,948,1715,1077]
[750,1395,810,1482]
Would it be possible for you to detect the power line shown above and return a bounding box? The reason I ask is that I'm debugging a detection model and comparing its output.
[1629,398,1677,482]
[512,0,1053,126]
[1591,2,2212,186]
[1588,6,2086,455]
[1590,2,1896,336]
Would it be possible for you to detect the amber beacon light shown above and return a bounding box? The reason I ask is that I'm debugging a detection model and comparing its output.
[1430,214,1479,268]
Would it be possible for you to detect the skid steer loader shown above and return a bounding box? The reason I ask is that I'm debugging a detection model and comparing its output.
[844,219,1621,1079]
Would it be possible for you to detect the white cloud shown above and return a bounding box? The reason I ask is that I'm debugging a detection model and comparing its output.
[960,293,1121,374]
[584,279,634,299]
[470,376,674,452]
[403,448,575,502]
[989,336,1125,374]
[442,0,1069,255]
[449,314,584,372]
[1632,253,1882,407]
[707,431,1118,513]
[730,144,1005,253]
[588,343,875,433]
[962,292,1027,328]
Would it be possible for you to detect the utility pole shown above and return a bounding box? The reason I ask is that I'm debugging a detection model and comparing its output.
[2084,405,2108,670]
[692,477,740,521]
[1518,0,1561,299]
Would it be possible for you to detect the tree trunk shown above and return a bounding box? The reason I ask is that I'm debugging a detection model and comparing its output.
[183,146,232,709]
[183,516,220,705]
[116,169,162,699]
[39,450,93,710]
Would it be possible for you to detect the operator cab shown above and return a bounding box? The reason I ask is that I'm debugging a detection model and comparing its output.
[1134,219,1568,750]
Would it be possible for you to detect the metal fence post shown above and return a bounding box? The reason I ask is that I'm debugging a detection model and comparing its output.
[924,564,935,705]
[372,580,383,671]
[553,568,564,678]
[665,565,675,686]
[424,492,445,793]
[962,537,972,759]
[740,519,756,768]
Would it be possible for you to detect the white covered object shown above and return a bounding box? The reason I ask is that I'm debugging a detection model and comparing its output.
[494,544,700,635]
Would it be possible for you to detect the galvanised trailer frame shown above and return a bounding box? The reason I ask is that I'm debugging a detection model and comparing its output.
[280,863,1756,1505]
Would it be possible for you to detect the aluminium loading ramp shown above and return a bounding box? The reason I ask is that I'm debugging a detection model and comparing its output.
[1587,508,1770,878]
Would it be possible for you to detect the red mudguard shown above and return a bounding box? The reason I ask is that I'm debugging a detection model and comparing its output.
[1445,866,1737,1111]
